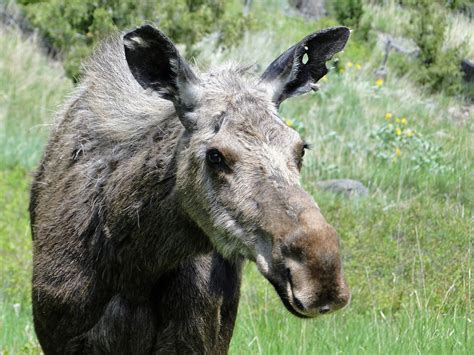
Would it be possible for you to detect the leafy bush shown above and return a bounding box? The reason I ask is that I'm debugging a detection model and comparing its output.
[370,113,449,173]
[402,0,465,95]
[446,0,474,17]
[331,0,364,29]
[330,0,372,41]
[18,0,252,80]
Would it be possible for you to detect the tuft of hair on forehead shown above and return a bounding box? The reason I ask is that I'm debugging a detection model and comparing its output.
[64,35,274,147]
[201,63,263,94]
[197,63,278,122]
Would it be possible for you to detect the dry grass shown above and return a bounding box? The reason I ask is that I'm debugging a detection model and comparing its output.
[0,24,71,169]
[446,13,474,58]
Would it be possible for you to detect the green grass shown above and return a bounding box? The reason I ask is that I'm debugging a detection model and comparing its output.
[231,264,471,354]
[0,2,473,353]
[0,168,38,353]
[0,25,70,352]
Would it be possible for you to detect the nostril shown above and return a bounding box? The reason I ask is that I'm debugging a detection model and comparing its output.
[319,305,331,314]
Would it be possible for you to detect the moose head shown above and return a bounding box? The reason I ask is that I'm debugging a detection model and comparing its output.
[124,25,350,317]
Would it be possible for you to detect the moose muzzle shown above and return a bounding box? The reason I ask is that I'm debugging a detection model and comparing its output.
[255,187,350,318]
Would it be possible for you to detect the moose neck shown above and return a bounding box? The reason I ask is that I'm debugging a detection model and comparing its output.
[103,119,213,283]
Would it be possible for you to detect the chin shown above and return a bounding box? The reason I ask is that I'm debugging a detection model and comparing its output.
[281,297,312,319]
[267,278,313,319]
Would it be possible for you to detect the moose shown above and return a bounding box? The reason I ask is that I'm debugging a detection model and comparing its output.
[30,24,351,354]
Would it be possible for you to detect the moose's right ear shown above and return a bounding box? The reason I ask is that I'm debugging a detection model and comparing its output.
[124,25,201,129]
[261,27,350,106]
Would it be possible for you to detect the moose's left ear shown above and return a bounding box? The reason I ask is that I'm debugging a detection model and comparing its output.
[123,25,201,129]
[261,27,350,106]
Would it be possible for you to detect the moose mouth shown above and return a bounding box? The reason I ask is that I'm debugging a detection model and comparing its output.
[267,267,344,318]
[255,254,316,318]
[267,274,312,319]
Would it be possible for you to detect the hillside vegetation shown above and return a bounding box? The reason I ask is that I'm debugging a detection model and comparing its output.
[0,0,472,353]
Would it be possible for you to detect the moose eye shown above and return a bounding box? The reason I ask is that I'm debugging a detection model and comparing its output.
[207,149,224,165]
[297,142,310,169]
[302,142,311,157]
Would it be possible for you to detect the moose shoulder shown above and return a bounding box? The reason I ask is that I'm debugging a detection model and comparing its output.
[30,25,350,354]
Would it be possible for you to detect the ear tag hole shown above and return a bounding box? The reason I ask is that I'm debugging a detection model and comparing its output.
[302,53,309,65]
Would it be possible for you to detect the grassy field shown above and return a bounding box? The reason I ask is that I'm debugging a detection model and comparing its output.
[0,1,472,353]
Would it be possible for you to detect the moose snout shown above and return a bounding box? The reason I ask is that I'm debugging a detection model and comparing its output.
[285,257,350,317]
[255,188,350,318]
[282,219,350,317]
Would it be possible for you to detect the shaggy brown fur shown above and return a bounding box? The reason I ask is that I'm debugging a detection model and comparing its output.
[31,25,350,354]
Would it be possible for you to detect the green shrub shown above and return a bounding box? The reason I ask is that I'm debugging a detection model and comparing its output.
[446,0,474,16]
[409,1,445,66]
[330,0,372,41]
[369,113,450,173]
[18,0,252,80]
[403,0,464,95]
[331,0,364,29]
[418,47,464,96]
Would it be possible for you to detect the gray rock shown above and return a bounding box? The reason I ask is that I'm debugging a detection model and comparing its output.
[315,179,368,198]
[289,0,327,19]
[447,105,473,126]
[376,32,420,58]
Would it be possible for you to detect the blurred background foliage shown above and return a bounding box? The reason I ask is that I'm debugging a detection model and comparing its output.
[17,0,254,79]
[15,0,472,97]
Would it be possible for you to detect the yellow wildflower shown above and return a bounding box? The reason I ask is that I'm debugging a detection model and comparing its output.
[395,127,402,136]
[385,112,393,120]
[356,64,362,70]
[322,75,328,82]
[285,119,294,127]
[401,117,407,125]
[347,61,353,68]
[405,129,414,137]
[395,147,401,157]
[395,118,401,124]
[375,79,384,87]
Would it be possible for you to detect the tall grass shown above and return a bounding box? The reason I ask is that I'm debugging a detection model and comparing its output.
[445,13,474,58]
[0,26,72,170]
[230,263,472,354]
[0,25,70,352]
